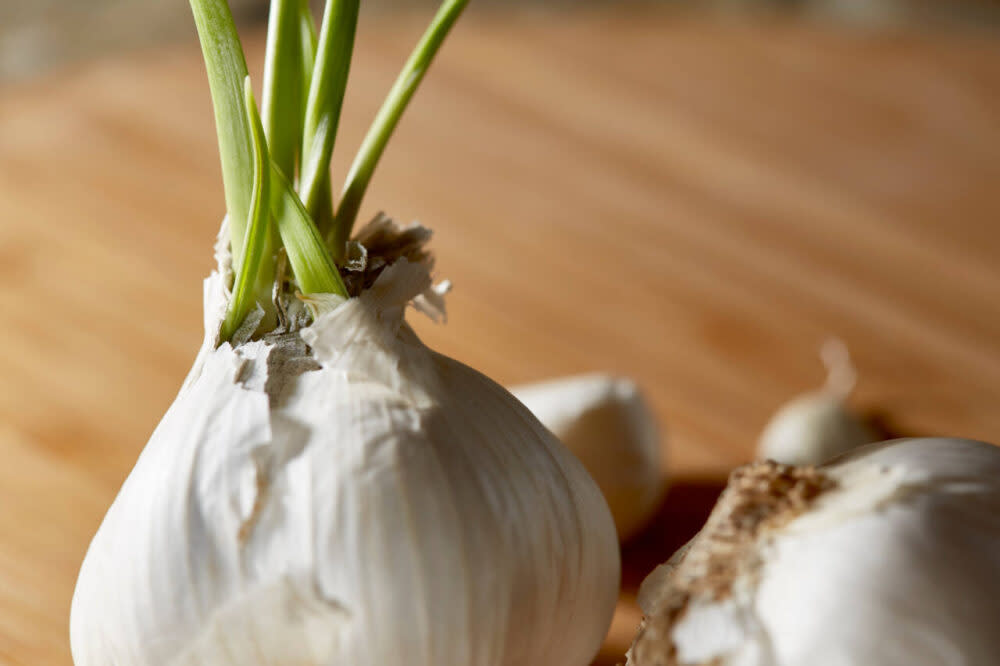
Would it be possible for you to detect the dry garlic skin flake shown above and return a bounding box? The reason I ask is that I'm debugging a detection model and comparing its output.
[513,374,665,541]
[629,438,1000,666]
[71,261,620,666]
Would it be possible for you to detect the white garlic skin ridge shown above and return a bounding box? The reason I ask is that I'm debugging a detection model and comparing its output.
[70,260,620,666]
[632,437,1000,666]
[512,374,664,542]
[756,392,875,466]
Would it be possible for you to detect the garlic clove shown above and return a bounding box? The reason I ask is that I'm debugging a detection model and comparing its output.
[512,374,665,542]
[757,339,874,465]
[628,438,1000,666]
[756,392,875,466]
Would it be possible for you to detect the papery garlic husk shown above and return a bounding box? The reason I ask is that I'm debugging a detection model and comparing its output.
[70,223,620,666]
[512,374,665,542]
[629,437,1000,666]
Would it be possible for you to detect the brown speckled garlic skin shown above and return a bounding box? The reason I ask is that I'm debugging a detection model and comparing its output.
[630,462,834,666]
[629,438,1000,666]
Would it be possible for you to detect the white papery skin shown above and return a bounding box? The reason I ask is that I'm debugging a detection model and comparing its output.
[70,259,620,666]
[512,374,664,541]
[633,438,1000,666]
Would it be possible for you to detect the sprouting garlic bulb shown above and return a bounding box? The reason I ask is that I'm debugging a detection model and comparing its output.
[629,437,1000,666]
[512,374,664,541]
[70,246,620,665]
[757,339,874,465]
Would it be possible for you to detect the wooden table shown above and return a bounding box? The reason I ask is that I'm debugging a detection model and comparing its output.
[2,7,999,664]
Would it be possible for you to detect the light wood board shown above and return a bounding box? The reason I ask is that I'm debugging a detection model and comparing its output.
[1,7,1000,664]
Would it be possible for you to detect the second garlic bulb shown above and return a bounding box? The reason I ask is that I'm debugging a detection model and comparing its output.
[513,374,665,541]
[629,438,1000,666]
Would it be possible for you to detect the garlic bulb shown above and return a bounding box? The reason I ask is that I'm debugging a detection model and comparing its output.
[629,437,1000,666]
[757,339,874,465]
[70,244,620,665]
[512,374,664,541]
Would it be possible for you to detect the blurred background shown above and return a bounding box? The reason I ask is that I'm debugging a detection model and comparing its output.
[2,1,1000,665]
[4,0,1000,82]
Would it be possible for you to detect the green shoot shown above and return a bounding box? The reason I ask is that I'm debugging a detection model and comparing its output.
[221,78,273,342]
[261,0,309,180]
[191,0,472,342]
[188,0,253,264]
[267,1,317,303]
[271,165,349,297]
[298,2,319,121]
[330,0,469,252]
[299,0,360,241]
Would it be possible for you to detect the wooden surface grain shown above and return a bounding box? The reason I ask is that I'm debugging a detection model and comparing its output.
[2,7,1000,664]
